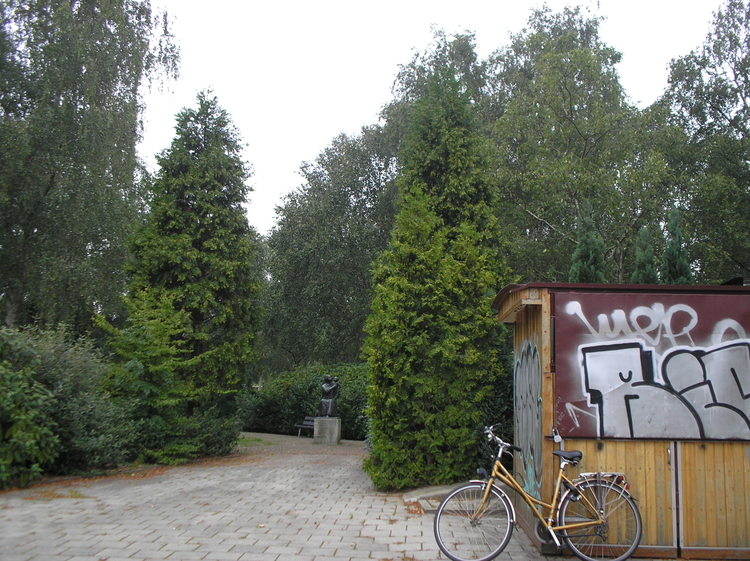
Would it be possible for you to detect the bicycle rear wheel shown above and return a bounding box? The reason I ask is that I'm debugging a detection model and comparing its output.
[433,482,513,561]
[558,480,642,561]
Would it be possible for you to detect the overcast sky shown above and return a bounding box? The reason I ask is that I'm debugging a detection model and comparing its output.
[139,0,722,235]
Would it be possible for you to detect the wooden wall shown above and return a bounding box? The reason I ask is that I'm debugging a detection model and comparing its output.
[679,441,750,559]
[565,438,677,558]
[501,284,750,558]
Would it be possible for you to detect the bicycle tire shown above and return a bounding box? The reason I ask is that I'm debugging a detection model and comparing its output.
[433,482,514,561]
[558,480,642,561]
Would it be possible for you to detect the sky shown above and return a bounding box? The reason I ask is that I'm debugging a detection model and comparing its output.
[139,0,723,235]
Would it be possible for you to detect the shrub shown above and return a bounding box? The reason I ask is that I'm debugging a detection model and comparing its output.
[25,327,139,473]
[238,363,369,440]
[139,405,242,465]
[0,329,59,488]
[97,292,241,465]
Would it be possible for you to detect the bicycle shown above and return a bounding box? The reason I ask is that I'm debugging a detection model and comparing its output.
[433,423,642,561]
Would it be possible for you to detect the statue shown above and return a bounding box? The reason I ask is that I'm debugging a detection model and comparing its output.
[319,375,341,417]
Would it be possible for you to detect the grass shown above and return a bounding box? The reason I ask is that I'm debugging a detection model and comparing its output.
[236,436,276,448]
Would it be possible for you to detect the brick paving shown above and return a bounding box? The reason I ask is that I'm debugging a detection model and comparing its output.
[0,432,559,561]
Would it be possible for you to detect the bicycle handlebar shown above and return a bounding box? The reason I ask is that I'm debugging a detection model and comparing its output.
[485,423,522,453]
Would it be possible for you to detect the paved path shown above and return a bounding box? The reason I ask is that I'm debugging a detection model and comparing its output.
[0,433,561,561]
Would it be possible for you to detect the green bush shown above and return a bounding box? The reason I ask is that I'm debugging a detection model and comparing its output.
[139,405,242,465]
[97,292,242,465]
[24,327,138,474]
[238,363,369,440]
[0,329,59,488]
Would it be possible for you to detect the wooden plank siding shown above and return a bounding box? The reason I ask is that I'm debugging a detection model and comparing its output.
[565,439,678,558]
[499,283,750,558]
[511,300,551,546]
[679,441,750,559]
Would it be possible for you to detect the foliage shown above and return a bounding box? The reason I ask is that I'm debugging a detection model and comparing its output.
[263,128,397,369]
[99,288,240,464]
[385,29,504,133]
[666,0,750,281]
[490,7,678,283]
[363,67,510,490]
[0,0,178,330]
[568,201,606,283]
[99,93,259,464]
[238,363,369,441]
[136,403,241,464]
[661,209,694,285]
[128,92,262,395]
[0,328,58,488]
[630,227,660,284]
[97,289,196,460]
[21,327,138,474]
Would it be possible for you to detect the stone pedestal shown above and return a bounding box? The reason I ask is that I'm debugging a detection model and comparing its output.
[314,417,341,445]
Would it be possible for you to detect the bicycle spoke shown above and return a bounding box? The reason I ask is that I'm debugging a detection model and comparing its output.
[559,481,642,561]
[434,483,513,561]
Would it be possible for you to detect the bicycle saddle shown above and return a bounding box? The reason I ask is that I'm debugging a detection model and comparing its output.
[552,450,583,463]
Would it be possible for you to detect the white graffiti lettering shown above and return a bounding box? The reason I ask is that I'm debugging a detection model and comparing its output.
[577,340,750,439]
[565,300,698,347]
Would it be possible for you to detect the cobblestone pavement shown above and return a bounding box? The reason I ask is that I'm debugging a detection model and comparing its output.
[0,433,564,561]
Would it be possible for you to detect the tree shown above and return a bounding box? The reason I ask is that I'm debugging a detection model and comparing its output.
[363,68,510,490]
[0,0,178,330]
[263,128,397,369]
[128,92,261,397]
[384,29,504,136]
[666,0,750,281]
[99,93,259,463]
[490,6,678,283]
[630,226,660,284]
[661,209,694,285]
[568,201,606,283]
[97,288,204,463]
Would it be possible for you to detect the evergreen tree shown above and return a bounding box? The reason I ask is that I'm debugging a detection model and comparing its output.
[363,68,510,490]
[661,209,694,284]
[568,201,606,283]
[129,92,261,393]
[630,227,660,284]
[102,93,260,462]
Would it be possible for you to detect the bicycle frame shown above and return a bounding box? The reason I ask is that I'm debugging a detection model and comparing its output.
[475,450,605,548]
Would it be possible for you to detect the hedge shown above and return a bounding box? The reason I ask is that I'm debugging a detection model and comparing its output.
[238,363,368,440]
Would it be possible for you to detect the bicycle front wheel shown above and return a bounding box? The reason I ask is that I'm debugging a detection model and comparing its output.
[433,482,513,561]
[559,480,642,561]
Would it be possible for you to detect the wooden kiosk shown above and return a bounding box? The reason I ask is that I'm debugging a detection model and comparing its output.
[493,283,750,559]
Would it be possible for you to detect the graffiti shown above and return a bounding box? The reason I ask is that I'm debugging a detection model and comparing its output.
[515,342,543,497]
[565,298,748,347]
[579,340,750,439]
[564,300,702,347]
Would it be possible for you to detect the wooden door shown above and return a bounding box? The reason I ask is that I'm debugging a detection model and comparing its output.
[678,442,750,559]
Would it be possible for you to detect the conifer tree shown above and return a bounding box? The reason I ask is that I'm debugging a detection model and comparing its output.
[363,68,510,490]
[127,92,261,399]
[661,209,694,285]
[101,93,260,462]
[630,227,659,284]
[568,201,607,283]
